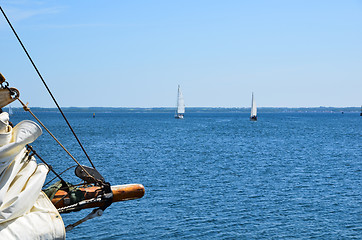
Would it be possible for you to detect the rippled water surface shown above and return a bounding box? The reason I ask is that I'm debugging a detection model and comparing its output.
[12,112,362,239]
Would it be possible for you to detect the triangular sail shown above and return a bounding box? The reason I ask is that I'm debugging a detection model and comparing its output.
[250,92,257,117]
[176,85,185,114]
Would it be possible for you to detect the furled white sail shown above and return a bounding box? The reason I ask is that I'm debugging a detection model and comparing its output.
[176,85,185,114]
[250,92,257,117]
[0,112,65,240]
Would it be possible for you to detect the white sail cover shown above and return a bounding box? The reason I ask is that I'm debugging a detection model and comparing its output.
[177,85,185,114]
[0,112,65,240]
[250,92,257,117]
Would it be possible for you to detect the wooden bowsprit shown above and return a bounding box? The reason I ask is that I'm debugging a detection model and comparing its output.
[53,184,145,213]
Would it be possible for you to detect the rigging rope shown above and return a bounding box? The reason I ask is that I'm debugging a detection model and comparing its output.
[17,98,101,184]
[26,145,68,186]
[0,8,115,231]
[0,6,96,169]
[44,165,77,187]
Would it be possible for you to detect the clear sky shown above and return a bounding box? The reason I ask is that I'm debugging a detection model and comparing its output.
[0,0,361,108]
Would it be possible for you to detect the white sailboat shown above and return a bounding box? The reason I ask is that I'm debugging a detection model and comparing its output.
[250,92,257,121]
[175,85,185,119]
[8,105,12,115]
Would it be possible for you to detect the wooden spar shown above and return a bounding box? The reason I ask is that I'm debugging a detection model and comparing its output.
[0,73,19,108]
[51,184,145,210]
[0,88,19,108]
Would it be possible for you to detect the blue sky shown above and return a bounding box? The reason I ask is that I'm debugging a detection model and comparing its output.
[0,0,361,107]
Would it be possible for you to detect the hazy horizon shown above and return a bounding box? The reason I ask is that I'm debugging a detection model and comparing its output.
[6,106,360,110]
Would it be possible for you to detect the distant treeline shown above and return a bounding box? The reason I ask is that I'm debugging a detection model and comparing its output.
[5,107,360,113]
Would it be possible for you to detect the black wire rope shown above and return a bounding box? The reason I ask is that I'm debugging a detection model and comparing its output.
[44,165,77,187]
[26,145,68,186]
[0,6,96,169]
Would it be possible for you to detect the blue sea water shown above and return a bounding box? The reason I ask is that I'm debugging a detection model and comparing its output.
[11,112,362,239]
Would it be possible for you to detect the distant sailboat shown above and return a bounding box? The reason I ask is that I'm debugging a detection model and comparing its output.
[8,105,12,116]
[175,85,185,119]
[250,92,257,121]
[360,106,362,116]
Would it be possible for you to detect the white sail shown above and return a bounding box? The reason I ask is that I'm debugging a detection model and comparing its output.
[8,105,12,116]
[0,112,65,239]
[176,85,185,114]
[250,92,257,117]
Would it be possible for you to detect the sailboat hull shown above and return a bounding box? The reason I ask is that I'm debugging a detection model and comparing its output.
[175,114,184,119]
[250,116,257,121]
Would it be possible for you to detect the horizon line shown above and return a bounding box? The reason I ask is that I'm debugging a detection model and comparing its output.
[6,106,360,109]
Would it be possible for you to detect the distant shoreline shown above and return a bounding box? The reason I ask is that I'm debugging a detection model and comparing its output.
[5,107,360,113]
